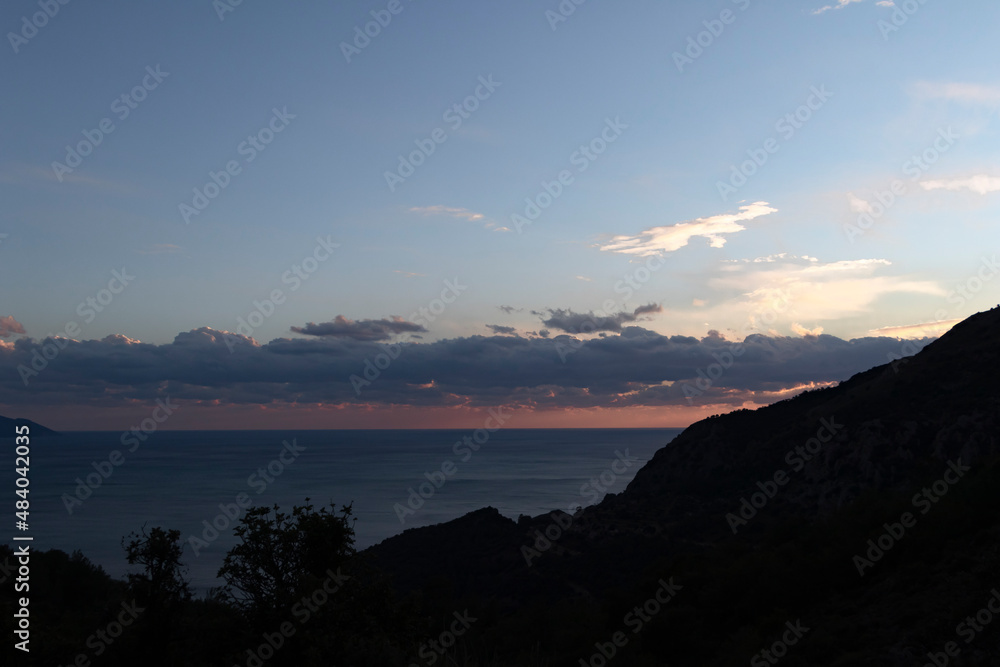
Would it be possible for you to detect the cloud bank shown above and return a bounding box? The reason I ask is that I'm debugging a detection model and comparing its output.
[0,326,925,415]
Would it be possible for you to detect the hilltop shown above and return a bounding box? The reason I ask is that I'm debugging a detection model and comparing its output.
[367,306,1000,665]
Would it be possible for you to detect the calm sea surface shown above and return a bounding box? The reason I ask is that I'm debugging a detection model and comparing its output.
[8,428,681,592]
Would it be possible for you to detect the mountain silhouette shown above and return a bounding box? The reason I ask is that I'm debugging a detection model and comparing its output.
[0,414,58,436]
[368,305,1000,665]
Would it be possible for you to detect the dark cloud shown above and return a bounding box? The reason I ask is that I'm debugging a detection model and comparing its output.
[540,304,663,334]
[290,315,426,341]
[486,324,517,335]
[632,303,662,316]
[498,305,522,314]
[0,316,25,339]
[0,326,929,413]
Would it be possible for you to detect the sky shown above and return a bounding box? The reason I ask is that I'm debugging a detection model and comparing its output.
[1,0,998,430]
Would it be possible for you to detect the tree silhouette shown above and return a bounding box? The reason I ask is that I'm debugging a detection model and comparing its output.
[121,525,191,610]
[216,500,355,625]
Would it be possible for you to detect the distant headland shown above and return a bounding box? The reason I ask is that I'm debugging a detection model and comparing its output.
[0,414,58,436]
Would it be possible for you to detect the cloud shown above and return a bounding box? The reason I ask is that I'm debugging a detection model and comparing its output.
[0,326,930,414]
[498,305,522,314]
[919,175,1000,195]
[540,304,663,334]
[486,324,517,335]
[598,202,777,257]
[409,206,485,221]
[848,193,875,214]
[868,319,962,339]
[910,81,1000,106]
[0,316,26,339]
[483,221,512,233]
[725,253,820,264]
[812,0,867,15]
[290,315,426,341]
[709,256,944,323]
[394,270,426,278]
[632,303,662,316]
[791,323,824,337]
[750,253,788,263]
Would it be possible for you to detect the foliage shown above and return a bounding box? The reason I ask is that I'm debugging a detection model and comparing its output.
[216,500,355,624]
[122,525,191,610]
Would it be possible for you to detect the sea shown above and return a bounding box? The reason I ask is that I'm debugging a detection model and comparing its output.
[7,428,681,593]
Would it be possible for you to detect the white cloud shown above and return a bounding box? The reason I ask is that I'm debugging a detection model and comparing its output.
[726,253,820,264]
[920,175,1000,195]
[868,319,961,339]
[847,193,875,214]
[748,253,788,263]
[812,0,867,15]
[409,205,485,221]
[598,202,777,257]
[910,81,1000,106]
[710,257,945,324]
[791,323,824,337]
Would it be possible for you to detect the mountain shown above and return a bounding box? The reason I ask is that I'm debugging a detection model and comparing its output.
[0,414,58,436]
[367,306,1000,665]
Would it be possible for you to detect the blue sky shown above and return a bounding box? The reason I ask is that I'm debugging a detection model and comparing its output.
[1,0,998,428]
